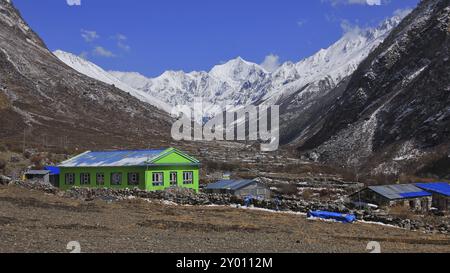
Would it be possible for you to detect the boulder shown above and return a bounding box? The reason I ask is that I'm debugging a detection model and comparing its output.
[0,175,12,185]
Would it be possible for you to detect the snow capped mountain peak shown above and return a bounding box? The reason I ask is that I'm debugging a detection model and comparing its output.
[54,49,77,59]
[209,57,267,86]
[54,50,121,86]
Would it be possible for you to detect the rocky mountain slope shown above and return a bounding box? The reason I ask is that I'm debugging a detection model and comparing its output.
[293,0,450,176]
[0,0,172,150]
[53,50,172,113]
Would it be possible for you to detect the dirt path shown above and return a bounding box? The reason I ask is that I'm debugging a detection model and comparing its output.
[0,186,449,253]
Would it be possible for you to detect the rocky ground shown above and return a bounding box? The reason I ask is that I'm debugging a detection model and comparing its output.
[0,184,449,253]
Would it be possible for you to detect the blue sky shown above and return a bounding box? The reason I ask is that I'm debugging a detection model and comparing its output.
[14,0,419,77]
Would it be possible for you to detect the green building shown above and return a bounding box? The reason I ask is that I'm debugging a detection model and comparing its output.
[58,148,200,192]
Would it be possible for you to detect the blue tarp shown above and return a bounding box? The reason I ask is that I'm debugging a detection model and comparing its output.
[307,211,357,223]
[416,183,450,197]
[44,166,60,175]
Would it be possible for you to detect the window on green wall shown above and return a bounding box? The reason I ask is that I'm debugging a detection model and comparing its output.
[65,173,75,185]
[152,172,164,187]
[183,171,193,185]
[80,173,90,185]
[111,173,122,186]
[128,173,139,186]
[170,172,178,186]
[96,173,105,186]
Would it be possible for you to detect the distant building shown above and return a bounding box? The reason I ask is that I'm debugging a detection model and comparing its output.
[205,179,271,200]
[44,166,60,187]
[416,183,450,211]
[222,172,231,180]
[349,184,432,211]
[24,170,51,184]
[58,148,200,192]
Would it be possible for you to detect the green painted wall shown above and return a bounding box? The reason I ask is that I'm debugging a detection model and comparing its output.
[59,166,147,191]
[144,166,199,192]
[59,166,199,192]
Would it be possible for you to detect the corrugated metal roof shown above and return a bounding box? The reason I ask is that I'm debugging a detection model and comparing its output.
[205,180,256,191]
[59,149,166,167]
[25,170,50,175]
[416,183,450,197]
[368,184,432,200]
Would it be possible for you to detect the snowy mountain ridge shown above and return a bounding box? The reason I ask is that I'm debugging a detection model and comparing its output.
[54,50,172,113]
[55,14,406,117]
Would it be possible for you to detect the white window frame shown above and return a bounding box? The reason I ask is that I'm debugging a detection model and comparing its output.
[65,173,75,185]
[80,173,90,185]
[128,172,139,186]
[111,173,122,186]
[183,171,194,185]
[96,173,105,186]
[152,172,164,187]
[170,172,178,186]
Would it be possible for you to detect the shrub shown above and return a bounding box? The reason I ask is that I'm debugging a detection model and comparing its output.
[0,159,6,172]
[30,155,44,169]
[318,189,331,198]
[279,184,298,196]
[302,189,314,200]
[23,150,32,159]
[389,204,416,219]
[0,144,7,152]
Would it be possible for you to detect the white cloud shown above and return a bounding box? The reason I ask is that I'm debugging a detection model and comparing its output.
[81,29,99,42]
[66,0,81,6]
[92,46,115,58]
[297,19,307,28]
[340,19,363,36]
[260,54,281,73]
[393,8,413,19]
[324,0,383,6]
[113,34,131,52]
[340,7,411,37]
[79,51,89,60]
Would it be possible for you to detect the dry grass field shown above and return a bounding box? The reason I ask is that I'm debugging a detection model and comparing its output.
[0,185,449,253]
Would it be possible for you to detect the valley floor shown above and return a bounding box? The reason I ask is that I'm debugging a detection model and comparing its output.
[0,186,449,253]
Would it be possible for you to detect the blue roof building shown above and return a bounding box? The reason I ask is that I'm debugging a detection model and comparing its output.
[415,183,450,197]
[57,148,200,192]
[367,184,432,200]
[416,182,450,211]
[350,184,433,211]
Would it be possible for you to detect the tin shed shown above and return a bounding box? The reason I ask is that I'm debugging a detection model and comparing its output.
[205,180,271,200]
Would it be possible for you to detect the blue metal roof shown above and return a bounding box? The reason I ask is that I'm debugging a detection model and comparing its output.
[416,183,450,197]
[206,180,256,191]
[58,149,167,167]
[399,191,432,198]
[44,166,60,175]
[368,184,432,200]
